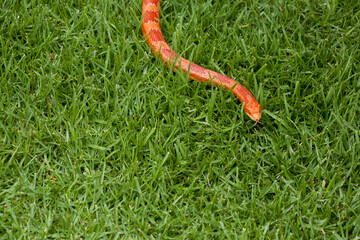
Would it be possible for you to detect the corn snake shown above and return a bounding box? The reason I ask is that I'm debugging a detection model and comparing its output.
[141,0,262,122]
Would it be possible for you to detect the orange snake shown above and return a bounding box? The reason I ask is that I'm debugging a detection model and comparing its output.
[141,0,262,122]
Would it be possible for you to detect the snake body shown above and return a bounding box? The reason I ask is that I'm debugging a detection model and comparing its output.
[141,0,261,122]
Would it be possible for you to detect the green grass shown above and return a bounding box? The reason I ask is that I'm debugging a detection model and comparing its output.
[1,0,360,238]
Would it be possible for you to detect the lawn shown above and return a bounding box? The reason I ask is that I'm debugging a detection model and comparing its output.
[1,0,360,238]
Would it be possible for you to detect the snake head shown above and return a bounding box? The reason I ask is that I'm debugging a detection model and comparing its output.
[244,100,262,123]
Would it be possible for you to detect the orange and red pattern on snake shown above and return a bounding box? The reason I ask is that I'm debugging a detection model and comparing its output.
[141,0,261,122]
